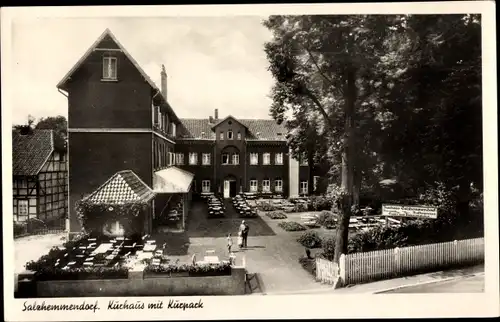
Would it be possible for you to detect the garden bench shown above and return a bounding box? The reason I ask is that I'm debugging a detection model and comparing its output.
[83,262,93,267]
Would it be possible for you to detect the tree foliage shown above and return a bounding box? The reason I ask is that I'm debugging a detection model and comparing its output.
[263,14,482,262]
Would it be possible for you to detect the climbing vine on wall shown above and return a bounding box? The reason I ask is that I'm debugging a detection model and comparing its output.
[75,200,150,235]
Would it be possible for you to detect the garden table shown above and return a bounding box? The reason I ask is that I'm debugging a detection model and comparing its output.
[204,256,219,264]
[137,252,153,260]
[94,243,113,254]
[143,244,156,252]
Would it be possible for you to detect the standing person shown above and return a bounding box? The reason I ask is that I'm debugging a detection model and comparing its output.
[227,233,233,254]
[237,231,243,248]
[243,221,250,247]
[239,220,246,248]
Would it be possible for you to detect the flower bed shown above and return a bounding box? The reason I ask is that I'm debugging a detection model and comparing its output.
[144,261,231,277]
[278,221,307,232]
[266,211,288,220]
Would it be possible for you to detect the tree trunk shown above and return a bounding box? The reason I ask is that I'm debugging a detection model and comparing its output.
[334,63,357,263]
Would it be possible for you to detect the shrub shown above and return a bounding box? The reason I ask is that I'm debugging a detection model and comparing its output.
[308,196,334,211]
[144,262,231,276]
[316,211,337,229]
[297,231,322,248]
[266,211,287,219]
[33,266,128,281]
[278,221,307,232]
[292,203,308,213]
[14,221,27,237]
[321,236,336,261]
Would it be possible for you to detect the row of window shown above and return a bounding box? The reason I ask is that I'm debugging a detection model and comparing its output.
[219,130,242,140]
[177,152,285,166]
[153,105,176,137]
[198,180,310,194]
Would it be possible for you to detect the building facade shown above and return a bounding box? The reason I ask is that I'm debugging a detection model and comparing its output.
[12,128,68,229]
[58,29,317,236]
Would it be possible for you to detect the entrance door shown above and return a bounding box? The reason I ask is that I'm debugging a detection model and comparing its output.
[229,181,237,197]
[223,180,230,198]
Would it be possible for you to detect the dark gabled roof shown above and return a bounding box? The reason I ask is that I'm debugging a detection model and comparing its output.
[12,129,54,176]
[210,115,248,130]
[86,170,155,205]
[56,28,180,123]
[57,28,157,92]
[178,118,287,141]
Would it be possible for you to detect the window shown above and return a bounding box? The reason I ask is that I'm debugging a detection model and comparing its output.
[232,153,239,165]
[263,153,271,165]
[275,153,283,165]
[17,200,29,222]
[249,180,258,192]
[262,179,271,192]
[158,110,163,130]
[202,180,211,193]
[202,153,211,165]
[221,153,229,165]
[237,132,242,140]
[250,153,258,165]
[171,123,176,137]
[313,176,320,191]
[176,153,184,165]
[169,152,174,166]
[102,56,117,80]
[228,130,233,139]
[220,132,224,140]
[189,152,198,165]
[300,181,308,195]
[275,179,283,192]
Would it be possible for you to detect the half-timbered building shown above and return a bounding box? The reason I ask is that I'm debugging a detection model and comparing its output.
[12,128,68,228]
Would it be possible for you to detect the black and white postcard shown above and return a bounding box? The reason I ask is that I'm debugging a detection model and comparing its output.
[2,2,498,321]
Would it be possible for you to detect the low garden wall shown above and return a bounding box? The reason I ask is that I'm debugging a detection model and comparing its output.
[25,266,246,297]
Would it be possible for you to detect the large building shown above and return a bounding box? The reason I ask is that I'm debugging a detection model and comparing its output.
[57,29,318,237]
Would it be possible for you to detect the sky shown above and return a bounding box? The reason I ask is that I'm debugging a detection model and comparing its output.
[10,16,275,125]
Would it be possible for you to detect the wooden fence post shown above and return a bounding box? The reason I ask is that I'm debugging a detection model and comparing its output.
[333,254,346,289]
[394,247,400,277]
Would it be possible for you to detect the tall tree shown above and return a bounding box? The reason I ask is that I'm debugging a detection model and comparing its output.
[35,115,68,145]
[264,15,399,262]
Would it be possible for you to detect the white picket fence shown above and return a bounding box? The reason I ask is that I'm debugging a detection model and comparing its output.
[315,237,484,287]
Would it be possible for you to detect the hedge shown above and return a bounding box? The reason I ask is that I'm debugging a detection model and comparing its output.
[278,221,307,232]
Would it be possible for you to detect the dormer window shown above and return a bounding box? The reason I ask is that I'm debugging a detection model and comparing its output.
[228,130,233,140]
[102,56,117,80]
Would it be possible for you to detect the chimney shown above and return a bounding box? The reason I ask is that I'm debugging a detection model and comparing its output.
[209,116,214,123]
[160,65,167,99]
[214,109,219,120]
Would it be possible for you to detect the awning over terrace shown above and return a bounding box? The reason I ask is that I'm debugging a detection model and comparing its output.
[86,170,156,205]
[153,166,194,194]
